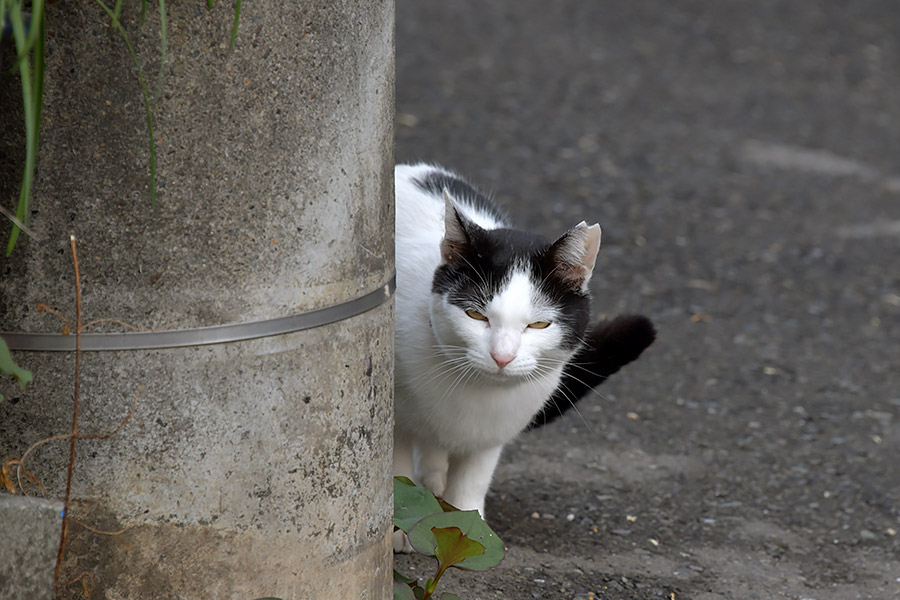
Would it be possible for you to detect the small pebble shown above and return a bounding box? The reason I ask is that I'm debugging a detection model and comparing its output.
[566,513,575,521]
[531,512,541,519]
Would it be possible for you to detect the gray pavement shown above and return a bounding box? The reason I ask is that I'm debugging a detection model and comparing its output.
[394,1,900,598]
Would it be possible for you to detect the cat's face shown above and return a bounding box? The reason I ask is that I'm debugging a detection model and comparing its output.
[430,195,600,381]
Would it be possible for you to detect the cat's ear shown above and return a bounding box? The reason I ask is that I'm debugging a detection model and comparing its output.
[441,189,477,264]
[548,221,601,292]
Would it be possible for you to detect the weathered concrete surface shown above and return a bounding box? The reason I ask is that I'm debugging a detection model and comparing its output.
[1,1,394,598]
[0,496,63,600]
[395,1,900,598]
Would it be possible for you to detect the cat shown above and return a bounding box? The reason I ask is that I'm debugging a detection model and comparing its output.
[393,163,655,550]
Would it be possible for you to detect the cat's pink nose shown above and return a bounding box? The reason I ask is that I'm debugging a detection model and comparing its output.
[491,352,515,369]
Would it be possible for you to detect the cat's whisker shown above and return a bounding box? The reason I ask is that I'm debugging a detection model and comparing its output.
[410,359,473,391]
[540,356,617,403]
[525,362,593,432]
[553,381,593,432]
[405,356,473,390]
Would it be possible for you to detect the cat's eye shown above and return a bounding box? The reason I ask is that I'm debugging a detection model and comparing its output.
[465,309,489,322]
[527,321,551,329]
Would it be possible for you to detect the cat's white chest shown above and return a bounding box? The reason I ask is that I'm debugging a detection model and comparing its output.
[397,352,562,454]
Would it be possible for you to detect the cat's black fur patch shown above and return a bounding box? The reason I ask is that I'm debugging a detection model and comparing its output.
[528,314,657,428]
[414,170,509,225]
[432,223,591,352]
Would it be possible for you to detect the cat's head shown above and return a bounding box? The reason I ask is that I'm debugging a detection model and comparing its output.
[430,192,601,381]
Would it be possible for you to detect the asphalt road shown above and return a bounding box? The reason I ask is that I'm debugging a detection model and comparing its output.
[394,1,900,598]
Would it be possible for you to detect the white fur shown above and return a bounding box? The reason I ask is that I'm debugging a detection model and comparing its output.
[393,164,585,520]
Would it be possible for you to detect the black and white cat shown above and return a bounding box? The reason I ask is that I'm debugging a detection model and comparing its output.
[393,164,654,548]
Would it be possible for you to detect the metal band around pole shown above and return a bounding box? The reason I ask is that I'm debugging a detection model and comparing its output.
[1,275,395,352]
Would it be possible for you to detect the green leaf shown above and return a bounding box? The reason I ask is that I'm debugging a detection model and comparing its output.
[393,582,416,600]
[393,569,416,586]
[436,496,460,512]
[432,526,485,569]
[394,475,416,487]
[393,476,443,533]
[407,510,505,571]
[0,337,32,402]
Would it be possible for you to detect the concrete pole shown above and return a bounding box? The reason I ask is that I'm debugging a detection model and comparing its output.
[0,1,394,599]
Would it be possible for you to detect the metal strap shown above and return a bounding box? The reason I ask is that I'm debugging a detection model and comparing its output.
[1,275,395,352]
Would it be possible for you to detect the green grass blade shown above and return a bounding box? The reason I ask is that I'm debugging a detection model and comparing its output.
[6,3,37,256]
[23,0,42,54]
[32,4,44,154]
[113,0,123,21]
[95,0,158,204]
[140,0,147,25]
[207,0,214,8]
[6,0,38,79]
[229,0,241,49]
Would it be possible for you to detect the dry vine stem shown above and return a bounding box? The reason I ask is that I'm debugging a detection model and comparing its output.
[55,234,83,587]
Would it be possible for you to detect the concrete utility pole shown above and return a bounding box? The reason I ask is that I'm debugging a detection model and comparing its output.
[0,1,394,598]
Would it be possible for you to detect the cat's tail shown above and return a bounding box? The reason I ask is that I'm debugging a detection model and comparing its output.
[528,314,656,429]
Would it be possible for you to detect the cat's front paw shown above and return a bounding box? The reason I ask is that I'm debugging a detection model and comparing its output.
[393,529,415,553]
[420,470,447,497]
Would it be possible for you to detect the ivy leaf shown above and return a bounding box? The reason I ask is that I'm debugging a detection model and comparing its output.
[394,475,416,487]
[393,581,416,600]
[393,569,416,586]
[407,510,505,571]
[432,526,485,569]
[436,496,460,512]
[394,476,443,533]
